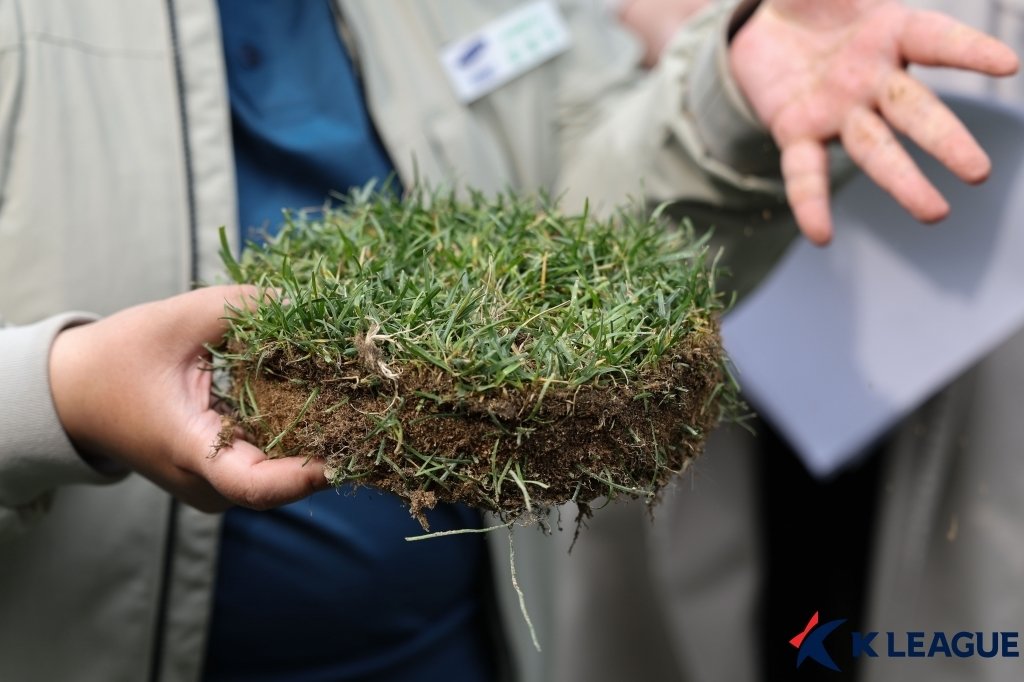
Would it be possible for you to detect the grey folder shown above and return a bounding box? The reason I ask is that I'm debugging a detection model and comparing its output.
[722,94,1024,478]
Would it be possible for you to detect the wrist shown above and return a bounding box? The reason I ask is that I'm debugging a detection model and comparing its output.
[48,322,129,476]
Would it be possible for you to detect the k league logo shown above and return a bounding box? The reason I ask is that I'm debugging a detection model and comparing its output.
[789,610,1022,672]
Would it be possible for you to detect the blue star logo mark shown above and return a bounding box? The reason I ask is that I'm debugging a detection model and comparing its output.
[790,611,847,672]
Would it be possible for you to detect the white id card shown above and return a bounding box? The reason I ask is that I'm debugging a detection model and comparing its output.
[439,1,572,104]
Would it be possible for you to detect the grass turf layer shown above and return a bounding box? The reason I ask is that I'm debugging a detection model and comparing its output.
[214,189,737,527]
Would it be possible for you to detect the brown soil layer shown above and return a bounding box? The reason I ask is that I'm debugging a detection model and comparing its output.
[230,326,723,528]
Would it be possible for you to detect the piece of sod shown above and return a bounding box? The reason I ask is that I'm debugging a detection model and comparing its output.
[213,189,739,528]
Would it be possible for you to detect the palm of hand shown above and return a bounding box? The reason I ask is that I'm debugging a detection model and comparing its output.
[731,0,1018,243]
[50,286,328,512]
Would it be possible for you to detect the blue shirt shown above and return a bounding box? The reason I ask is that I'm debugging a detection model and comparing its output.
[203,3,493,680]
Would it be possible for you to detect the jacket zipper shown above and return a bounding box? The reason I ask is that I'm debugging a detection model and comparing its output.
[166,0,200,284]
[150,1,198,680]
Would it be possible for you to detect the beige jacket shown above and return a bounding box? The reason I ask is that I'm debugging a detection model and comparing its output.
[0,1,788,680]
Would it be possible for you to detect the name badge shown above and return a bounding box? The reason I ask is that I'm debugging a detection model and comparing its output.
[440,1,572,104]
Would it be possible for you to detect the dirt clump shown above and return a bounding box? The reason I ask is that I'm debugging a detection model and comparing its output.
[231,325,722,529]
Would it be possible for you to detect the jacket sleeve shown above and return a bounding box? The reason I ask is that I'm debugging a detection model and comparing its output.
[0,314,126,541]
[556,0,783,214]
[553,0,800,297]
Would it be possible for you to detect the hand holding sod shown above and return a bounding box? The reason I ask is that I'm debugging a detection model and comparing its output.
[730,0,1019,244]
[48,286,328,512]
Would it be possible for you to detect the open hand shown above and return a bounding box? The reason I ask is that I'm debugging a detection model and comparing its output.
[49,286,328,512]
[731,0,1019,244]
